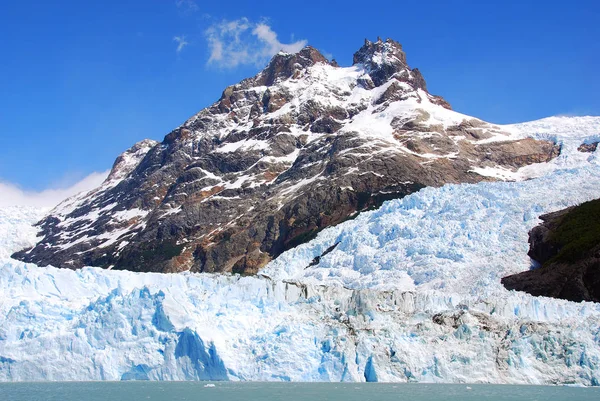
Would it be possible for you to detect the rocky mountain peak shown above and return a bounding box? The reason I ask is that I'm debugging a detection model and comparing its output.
[13,38,561,275]
[353,37,426,89]
[353,37,407,66]
[255,46,333,86]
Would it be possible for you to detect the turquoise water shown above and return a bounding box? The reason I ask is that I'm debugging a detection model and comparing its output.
[0,382,598,401]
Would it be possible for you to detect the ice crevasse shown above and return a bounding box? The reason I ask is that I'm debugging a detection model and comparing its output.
[1,117,600,384]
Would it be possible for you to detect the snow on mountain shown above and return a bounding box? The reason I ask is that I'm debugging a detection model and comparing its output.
[1,116,600,384]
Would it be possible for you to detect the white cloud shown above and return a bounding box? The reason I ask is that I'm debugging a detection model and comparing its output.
[252,23,306,55]
[0,171,109,209]
[173,35,189,53]
[175,0,198,13]
[205,18,307,69]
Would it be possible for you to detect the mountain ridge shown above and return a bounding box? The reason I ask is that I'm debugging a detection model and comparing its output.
[13,38,560,273]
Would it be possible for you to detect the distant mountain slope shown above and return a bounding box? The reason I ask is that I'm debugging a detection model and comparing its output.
[13,38,560,273]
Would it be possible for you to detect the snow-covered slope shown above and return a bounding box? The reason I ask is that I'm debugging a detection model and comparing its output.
[1,116,600,384]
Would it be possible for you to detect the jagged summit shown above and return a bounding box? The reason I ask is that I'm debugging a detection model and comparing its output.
[261,38,418,89]
[256,46,334,86]
[353,37,429,92]
[13,38,560,273]
[257,38,432,94]
[353,37,408,62]
[353,38,408,72]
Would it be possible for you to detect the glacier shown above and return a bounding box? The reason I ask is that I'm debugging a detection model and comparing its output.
[1,116,600,384]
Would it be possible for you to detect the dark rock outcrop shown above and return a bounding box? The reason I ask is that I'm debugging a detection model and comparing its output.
[13,38,561,274]
[578,141,599,153]
[502,200,600,302]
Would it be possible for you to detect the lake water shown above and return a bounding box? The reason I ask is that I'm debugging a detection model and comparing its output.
[1,382,599,401]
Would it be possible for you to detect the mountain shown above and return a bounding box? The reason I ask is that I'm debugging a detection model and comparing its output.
[13,38,560,273]
[502,199,600,302]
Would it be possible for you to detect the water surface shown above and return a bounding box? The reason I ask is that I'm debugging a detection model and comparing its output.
[1,382,598,401]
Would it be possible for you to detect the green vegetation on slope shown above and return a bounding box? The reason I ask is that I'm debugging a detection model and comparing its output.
[547,199,600,264]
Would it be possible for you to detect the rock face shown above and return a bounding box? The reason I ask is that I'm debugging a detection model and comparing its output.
[578,141,599,153]
[13,38,560,274]
[502,200,600,302]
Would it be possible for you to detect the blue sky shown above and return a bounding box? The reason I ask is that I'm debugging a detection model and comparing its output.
[0,0,598,195]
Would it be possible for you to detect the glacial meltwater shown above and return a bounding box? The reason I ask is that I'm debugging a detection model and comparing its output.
[0,382,598,401]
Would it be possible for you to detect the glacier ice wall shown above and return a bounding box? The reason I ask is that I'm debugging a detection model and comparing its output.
[1,117,600,384]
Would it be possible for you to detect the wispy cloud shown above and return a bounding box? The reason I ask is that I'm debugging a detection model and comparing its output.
[0,171,109,208]
[175,0,198,14]
[173,35,189,53]
[205,18,307,69]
